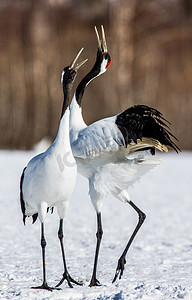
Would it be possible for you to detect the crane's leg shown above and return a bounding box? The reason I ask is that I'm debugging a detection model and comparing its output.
[89,212,103,287]
[55,219,83,288]
[32,223,60,291]
[112,201,146,283]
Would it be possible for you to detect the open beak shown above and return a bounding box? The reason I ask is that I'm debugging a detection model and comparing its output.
[94,25,108,53]
[69,47,88,70]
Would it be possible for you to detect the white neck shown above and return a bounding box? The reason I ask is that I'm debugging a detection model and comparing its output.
[52,108,71,150]
[70,93,87,142]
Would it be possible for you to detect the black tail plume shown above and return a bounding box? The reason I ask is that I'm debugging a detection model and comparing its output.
[20,167,27,225]
[116,105,180,153]
[20,167,38,225]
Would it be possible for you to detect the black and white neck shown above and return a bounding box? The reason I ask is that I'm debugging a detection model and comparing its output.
[70,25,111,139]
[70,51,111,134]
[61,68,76,118]
[53,67,77,148]
[74,49,111,108]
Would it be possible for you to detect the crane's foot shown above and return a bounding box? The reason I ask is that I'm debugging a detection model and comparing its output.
[55,271,83,288]
[31,281,61,291]
[89,276,101,287]
[112,256,126,283]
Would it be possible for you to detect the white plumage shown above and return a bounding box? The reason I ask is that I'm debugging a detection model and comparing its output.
[71,113,163,208]
[70,109,163,209]
[23,112,76,222]
[71,116,123,158]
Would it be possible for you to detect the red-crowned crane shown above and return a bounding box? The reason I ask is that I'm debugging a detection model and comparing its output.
[69,26,180,287]
[20,49,87,290]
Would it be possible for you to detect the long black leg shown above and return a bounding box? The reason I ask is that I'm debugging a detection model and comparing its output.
[89,212,103,287]
[32,223,60,291]
[112,201,146,283]
[55,219,83,288]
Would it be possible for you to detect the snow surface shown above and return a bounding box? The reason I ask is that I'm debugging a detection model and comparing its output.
[0,150,192,299]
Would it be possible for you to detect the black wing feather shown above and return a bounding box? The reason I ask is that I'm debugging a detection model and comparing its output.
[20,167,27,225]
[115,104,180,153]
[20,167,38,225]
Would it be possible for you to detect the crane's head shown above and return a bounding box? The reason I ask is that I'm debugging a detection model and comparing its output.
[61,48,88,89]
[94,25,111,75]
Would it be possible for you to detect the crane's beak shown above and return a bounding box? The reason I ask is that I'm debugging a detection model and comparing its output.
[94,25,108,53]
[72,58,88,70]
[69,48,88,70]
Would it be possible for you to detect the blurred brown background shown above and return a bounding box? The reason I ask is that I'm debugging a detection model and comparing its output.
[0,0,192,150]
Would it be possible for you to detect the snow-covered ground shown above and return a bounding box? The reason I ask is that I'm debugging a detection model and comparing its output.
[0,150,192,299]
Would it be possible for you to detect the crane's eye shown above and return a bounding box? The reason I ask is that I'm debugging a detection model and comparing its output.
[104,53,108,59]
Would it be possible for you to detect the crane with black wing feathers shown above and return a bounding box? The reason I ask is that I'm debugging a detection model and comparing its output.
[69,26,180,287]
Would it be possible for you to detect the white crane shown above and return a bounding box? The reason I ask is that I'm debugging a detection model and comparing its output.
[69,26,180,287]
[20,49,87,290]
